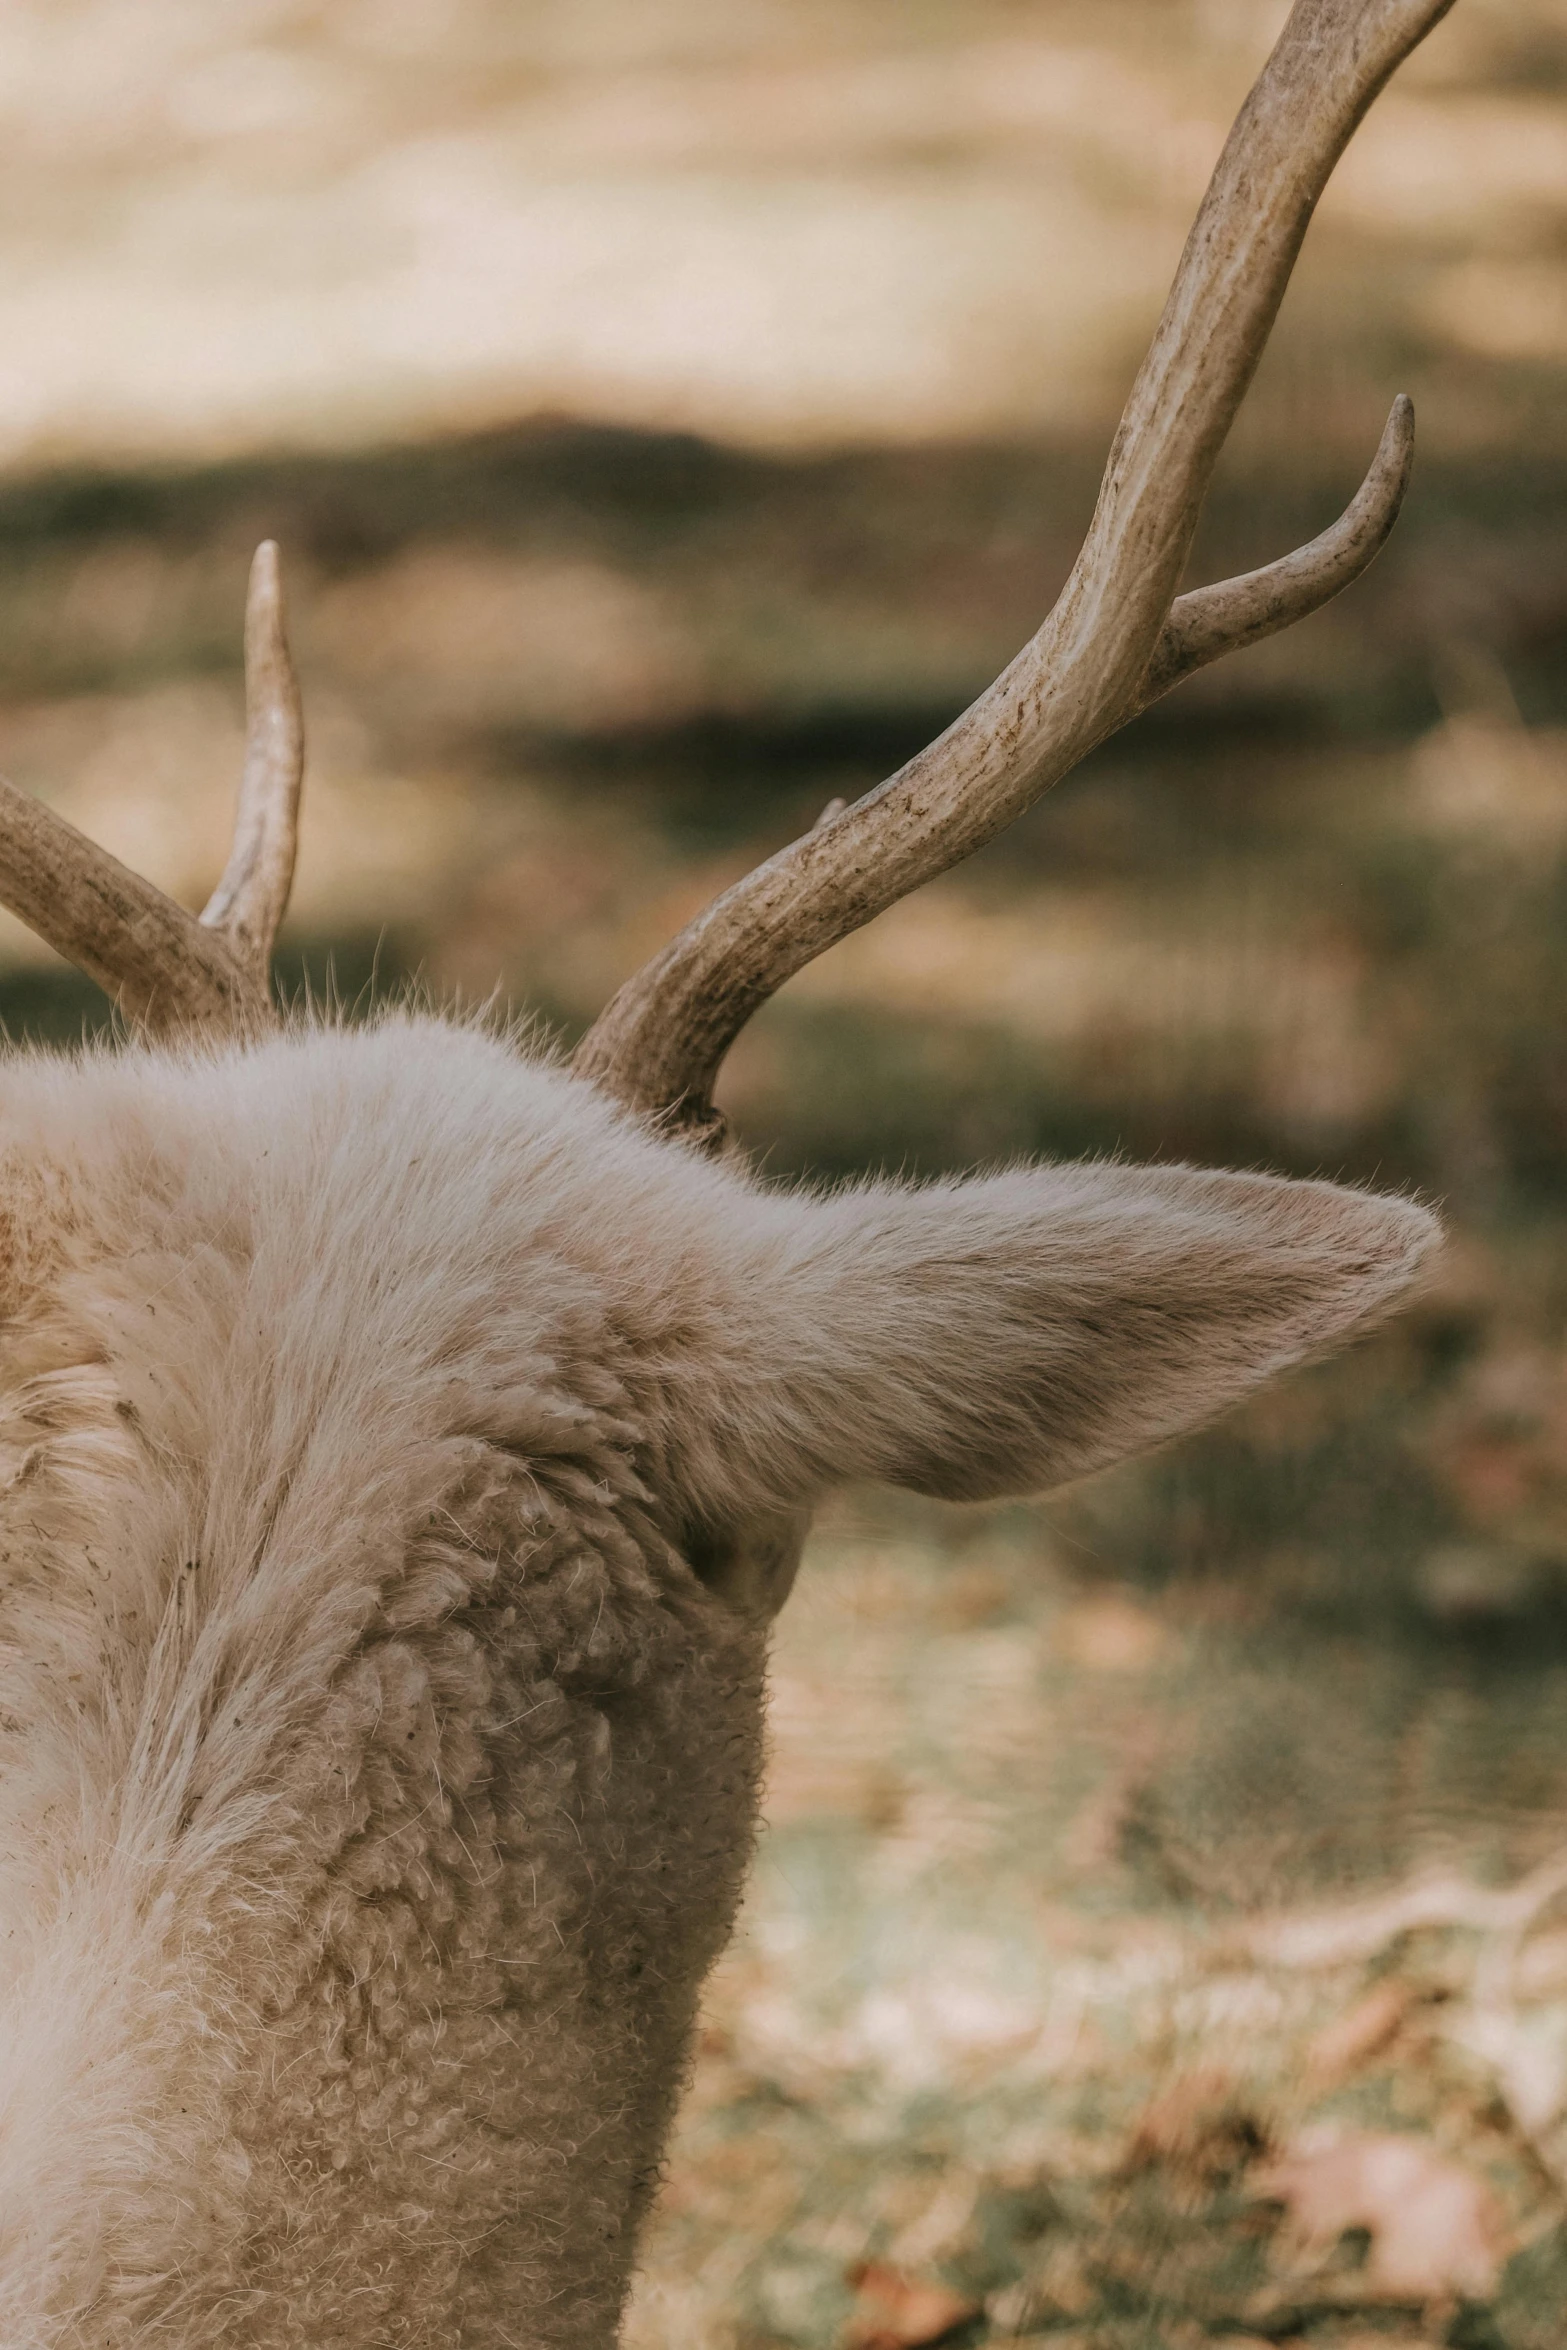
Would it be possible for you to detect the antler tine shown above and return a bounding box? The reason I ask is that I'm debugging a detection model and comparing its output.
[200,540,305,983]
[1144,393,1415,708]
[574,0,1452,1132]
[0,543,302,1038]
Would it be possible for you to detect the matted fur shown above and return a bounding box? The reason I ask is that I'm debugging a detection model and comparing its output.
[0,1013,1436,2345]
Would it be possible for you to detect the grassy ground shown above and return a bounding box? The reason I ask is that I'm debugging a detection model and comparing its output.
[4,419,1567,2345]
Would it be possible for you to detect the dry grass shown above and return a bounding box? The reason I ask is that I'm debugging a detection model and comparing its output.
[617,1495,1567,2347]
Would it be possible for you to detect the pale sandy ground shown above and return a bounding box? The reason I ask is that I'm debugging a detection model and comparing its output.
[0,0,1563,469]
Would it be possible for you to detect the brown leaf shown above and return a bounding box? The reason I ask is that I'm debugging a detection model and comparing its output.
[1123,2067,1269,2181]
[843,2261,981,2350]
[1053,1593,1164,1672]
[1304,1981,1413,2087]
[1256,2127,1506,2301]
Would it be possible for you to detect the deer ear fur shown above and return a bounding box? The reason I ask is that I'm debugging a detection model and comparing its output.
[691,1163,1438,1509]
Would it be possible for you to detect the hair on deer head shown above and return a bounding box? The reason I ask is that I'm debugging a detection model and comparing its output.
[0,3,1449,2343]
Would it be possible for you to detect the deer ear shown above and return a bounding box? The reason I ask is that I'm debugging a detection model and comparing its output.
[703,1164,1438,1508]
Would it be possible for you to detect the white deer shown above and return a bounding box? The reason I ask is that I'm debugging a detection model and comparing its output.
[0,2,1452,2343]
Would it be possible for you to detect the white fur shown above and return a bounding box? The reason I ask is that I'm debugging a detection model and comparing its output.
[0,1013,1436,2344]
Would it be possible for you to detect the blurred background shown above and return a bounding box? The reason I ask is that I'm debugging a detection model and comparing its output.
[6,1,1567,2342]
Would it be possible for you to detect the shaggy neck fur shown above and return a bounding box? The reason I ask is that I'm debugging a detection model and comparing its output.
[0,1024,770,2345]
[0,1016,1435,2345]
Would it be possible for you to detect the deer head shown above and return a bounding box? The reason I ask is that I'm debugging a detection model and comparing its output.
[0,4,1449,2344]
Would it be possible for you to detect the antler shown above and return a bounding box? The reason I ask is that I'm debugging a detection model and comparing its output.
[0,541,302,1038]
[574,0,1453,1134]
[198,541,306,993]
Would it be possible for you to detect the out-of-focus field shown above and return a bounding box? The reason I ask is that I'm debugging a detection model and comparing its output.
[6,2,1567,2342]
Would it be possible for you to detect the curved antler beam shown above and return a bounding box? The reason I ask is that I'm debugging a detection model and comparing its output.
[0,776,269,1035]
[574,0,1452,1132]
[0,540,302,1038]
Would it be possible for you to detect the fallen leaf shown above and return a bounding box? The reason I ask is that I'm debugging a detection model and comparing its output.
[1304,1980,1413,2086]
[1123,2067,1269,2180]
[1448,2001,1567,2137]
[1255,2127,1506,2301]
[843,2261,981,2350]
[1053,1593,1164,1672]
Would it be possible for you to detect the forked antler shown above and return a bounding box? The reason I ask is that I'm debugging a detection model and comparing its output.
[574,0,1454,1133]
[0,541,301,1037]
[0,0,1446,1071]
